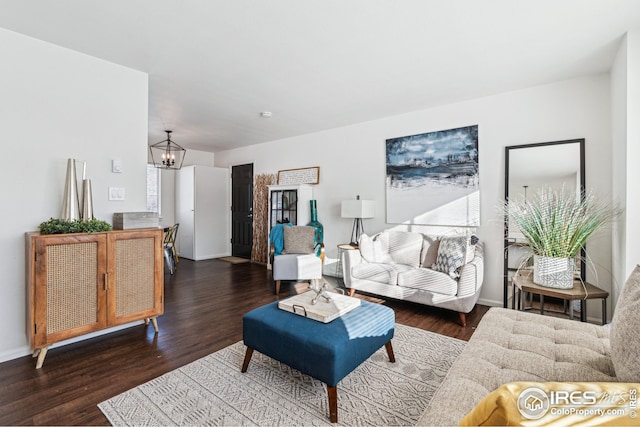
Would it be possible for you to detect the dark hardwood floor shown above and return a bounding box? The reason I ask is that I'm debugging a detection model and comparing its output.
[0,259,490,426]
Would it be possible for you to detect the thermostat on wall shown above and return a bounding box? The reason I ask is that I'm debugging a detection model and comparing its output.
[112,159,123,173]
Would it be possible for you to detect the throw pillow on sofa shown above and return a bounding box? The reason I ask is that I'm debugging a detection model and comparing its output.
[432,235,478,279]
[421,236,440,268]
[459,381,638,426]
[359,233,392,263]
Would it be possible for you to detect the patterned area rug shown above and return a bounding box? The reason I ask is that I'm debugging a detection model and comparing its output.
[98,324,465,426]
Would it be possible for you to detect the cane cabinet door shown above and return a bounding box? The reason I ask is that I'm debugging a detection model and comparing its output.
[28,233,108,349]
[106,229,164,326]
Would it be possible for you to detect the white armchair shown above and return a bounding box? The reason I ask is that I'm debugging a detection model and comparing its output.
[270,225,325,295]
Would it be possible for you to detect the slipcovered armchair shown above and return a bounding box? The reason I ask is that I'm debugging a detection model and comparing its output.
[270,225,325,295]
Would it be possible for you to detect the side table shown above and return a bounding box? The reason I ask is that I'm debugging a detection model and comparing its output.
[335,243,358,283]
[512,270,609,324]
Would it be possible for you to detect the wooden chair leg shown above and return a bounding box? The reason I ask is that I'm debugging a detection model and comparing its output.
[349,288,356,297]
[384,341,396,363]
[459,312,467,327]
[241,347,254,373]
[275,280,281,295]
[327,385,338,423]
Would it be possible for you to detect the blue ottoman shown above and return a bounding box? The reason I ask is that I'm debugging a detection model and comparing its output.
[241,300,395,423]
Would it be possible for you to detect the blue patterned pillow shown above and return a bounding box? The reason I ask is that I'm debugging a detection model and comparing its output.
[432,235,478,279]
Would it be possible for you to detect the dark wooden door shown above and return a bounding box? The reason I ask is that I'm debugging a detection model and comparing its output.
[231,164,254,258]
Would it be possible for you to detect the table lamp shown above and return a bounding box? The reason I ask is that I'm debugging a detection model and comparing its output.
[341,195,375,246]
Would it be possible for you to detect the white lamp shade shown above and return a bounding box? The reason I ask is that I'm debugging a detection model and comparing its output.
[341,199,375,218]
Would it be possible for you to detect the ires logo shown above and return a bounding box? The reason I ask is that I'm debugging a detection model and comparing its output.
[518,388,549,420]
[550,390,598,405]
[518,386,636,421]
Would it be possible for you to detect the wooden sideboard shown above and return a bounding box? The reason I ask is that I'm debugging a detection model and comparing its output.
[26,228,164,368]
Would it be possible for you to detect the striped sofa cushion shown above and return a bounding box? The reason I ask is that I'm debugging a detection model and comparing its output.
[351,262,413,285]
[397,268,458,295]
[384,231,423,267]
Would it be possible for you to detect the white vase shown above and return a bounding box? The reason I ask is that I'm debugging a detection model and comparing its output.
[533,255,574,289]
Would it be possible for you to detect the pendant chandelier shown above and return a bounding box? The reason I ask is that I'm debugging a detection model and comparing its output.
[149,130,186,170]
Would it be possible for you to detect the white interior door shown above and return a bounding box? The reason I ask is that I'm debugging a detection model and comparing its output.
[177,166,195,260]
[194,166,229,259]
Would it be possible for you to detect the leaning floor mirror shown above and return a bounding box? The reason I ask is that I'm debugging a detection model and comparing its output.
[503,139,586,308]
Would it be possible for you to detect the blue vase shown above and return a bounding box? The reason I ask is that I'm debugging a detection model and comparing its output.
[307,200,323,256]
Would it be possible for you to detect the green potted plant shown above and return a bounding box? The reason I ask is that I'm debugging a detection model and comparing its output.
[504,187,619,289]
[39,218,112,234]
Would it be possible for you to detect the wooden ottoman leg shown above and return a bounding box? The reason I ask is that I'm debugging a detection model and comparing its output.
[327,385,338,423]
[241,347,254,372]
[275,280,281,295]
[385,341,396,363]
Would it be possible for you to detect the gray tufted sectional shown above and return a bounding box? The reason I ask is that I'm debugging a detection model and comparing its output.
[418,265,640,426]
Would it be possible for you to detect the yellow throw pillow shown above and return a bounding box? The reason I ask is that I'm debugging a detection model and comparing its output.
[459,382,639,426]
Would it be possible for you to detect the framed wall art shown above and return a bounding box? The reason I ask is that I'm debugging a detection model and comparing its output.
[277,166,320,185]
[386,125,479,226]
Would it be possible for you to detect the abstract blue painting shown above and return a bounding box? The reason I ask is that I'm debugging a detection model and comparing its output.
[386,125,479,226]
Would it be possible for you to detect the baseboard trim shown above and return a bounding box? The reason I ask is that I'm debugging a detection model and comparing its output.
[477,298,607,325]
[0,321,144,364]
[477,297,502,307]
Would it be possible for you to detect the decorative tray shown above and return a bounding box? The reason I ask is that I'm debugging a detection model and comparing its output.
[278,290,361,323]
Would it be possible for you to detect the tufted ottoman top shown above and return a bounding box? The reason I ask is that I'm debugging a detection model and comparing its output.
[418,307,614,426]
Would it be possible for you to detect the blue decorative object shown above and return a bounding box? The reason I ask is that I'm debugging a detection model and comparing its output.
[269,222,292,256]
[307,199,324,256]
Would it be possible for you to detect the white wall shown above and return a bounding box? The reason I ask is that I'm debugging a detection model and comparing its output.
[624,31,640,285]
[611,30,640,308]
[216,75,613,316]
[611,30,640,310]
[611,35,628,305]
[0,28,148,361]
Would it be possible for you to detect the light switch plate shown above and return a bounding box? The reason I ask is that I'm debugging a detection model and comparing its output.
[112,159,123,173]
[109,187,125,201]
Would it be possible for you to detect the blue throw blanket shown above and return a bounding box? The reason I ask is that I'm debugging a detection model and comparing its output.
[269,223,292,255]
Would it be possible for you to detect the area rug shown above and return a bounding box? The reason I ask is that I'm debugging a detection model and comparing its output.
[217,256,251,264]
[98,323,465,426]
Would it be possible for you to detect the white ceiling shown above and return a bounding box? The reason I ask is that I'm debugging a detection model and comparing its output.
[1,0,639,152]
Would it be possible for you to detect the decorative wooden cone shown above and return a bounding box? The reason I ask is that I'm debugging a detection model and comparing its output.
[82,179,94,220]
[61,159,80,221]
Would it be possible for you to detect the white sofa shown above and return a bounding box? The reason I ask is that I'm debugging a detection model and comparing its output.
[342,230,483,326]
